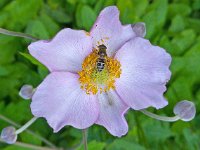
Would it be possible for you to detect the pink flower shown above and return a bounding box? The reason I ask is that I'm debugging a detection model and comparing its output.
[28,6,171,137]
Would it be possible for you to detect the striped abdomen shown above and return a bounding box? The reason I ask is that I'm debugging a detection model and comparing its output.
[96,58,105,72]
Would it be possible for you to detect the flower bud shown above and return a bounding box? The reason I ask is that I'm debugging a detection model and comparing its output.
[173,100,196,121]
[1,126,17,144]
[19,84,34,100]
[131,22,146,38]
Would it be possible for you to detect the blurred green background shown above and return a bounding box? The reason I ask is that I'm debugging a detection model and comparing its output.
[0,0,199,149]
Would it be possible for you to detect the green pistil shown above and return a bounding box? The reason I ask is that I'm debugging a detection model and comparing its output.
[91,69,109,84]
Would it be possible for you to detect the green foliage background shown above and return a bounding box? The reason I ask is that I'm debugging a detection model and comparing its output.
[0,0,199,149]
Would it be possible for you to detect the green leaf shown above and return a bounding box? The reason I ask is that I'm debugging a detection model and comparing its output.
[170,57,186,78]
[159,35,174,53]
[107,139,145,150]
[38,66,49,79]
[117,0,148,24]
[94,0,105,14]
[25,20,50,40]
[186,18,200,34]
[169,15,185,33]
[171,121,190,134]
[184,40,200,77]
[77,140,106,150]
[76,5,97,31]
[143,11,156,39]
[88,140,106,150]
[38,14,60,37]
[0,36,22,64]
[104,0,116,6]
[170,76,194,101]
[171,29,196,56]
[143,121,173,143]
[66,0,77,5]
[165,85,179,107]
[150,0,168,27]
[45,7,72,24]
[20,132,42,146]
[0,0,43,30]
[0,65,9,76]
[3,146,27,150]
[19,52,46,68]
[3,100,32,123]
[183,129,199,150]
[0,0,9,9]
[168,3,192,18]
[117,0,135,24]
[192,0,200,10]
[143,0,168,39]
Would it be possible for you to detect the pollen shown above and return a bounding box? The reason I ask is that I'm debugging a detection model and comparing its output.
[78,50,121,94]
[84,31,90,36]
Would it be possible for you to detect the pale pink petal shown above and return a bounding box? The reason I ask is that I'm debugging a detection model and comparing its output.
[115,37,172,110]
[90,6,136,57]
[31,72,99,132]
[28,28,92,72]
[95,90,129,137]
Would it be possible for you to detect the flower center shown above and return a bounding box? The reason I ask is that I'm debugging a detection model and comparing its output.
[78,49,121,94]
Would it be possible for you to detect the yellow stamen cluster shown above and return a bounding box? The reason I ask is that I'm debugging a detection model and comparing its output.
[78,50,121,94]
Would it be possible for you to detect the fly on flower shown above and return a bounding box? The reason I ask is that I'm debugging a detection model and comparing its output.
[0,6,195,142]
[96,44,107,72]
[78,43,122,94]
[25,6,172,137]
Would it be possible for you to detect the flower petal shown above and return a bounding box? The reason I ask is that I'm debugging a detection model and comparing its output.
[90,6,135,57]
[115,37,172,110]
[95,90,129,137]
[31,72,99,132]
[28,28,92,72]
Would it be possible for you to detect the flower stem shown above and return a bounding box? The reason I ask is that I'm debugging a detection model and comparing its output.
[0,138,61,150]
[0,28,39,41]
[15,117,38,134]
[82,129,88,150]
[0,114,18,126]
[140,109,180,122]
[0,114,56,148]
